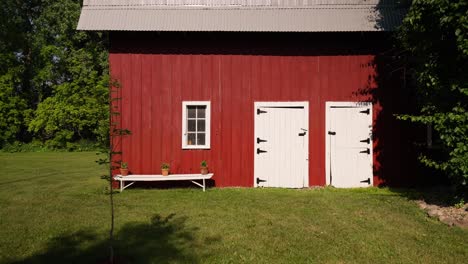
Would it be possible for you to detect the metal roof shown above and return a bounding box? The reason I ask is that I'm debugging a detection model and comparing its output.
[77,0,407,32]
[81,0,399,7]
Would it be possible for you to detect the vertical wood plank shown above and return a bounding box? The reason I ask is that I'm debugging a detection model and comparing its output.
[230,56,243,186]
[113,42,381,187]
[221,55,233,186]
[160,55,172,166]
[151,55,161,173]
[141,54,152,174]
[210,55,222,184]
[242,55,253,186]
[171,55,183,173]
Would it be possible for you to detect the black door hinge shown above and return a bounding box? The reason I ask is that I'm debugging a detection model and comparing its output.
[257,109,267,115]
[257,137,267,144]
[359,148,370,154]
[328,131,336,135]
[360,138,370,144]
[359,109,370,115]
[360,178,371,184]
[256,177,267,185]
[257,148,267,154]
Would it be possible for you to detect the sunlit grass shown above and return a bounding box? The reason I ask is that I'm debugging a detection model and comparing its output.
[0,152,467,263]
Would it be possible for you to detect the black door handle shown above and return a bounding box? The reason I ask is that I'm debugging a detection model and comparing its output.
[298,132,306,136]
[257,137,267,144]
[360,178,371,184]
[257,148,267,154]
[359,148,370,154]
[328,131,336,135]
[360,138,370,144]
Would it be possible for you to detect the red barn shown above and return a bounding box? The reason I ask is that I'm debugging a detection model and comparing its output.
[78,0,419,188]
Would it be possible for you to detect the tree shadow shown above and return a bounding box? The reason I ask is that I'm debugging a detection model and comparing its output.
[354,41,448,188]
[9,214,216,263]
[383,186,464,209]
[373,0,410,31]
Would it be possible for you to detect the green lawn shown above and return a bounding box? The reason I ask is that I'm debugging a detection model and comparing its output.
[0,152,467,263]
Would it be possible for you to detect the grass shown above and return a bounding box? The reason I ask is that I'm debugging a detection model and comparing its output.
[0,152,467,263]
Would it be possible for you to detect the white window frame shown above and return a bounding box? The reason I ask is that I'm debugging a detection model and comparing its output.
[182,101,211,149]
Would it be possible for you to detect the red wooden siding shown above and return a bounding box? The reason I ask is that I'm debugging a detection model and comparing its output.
[108,32,421,188]
[110,53,381,187]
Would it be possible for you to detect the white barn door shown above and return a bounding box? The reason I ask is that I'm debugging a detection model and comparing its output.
[254,102,309,188]
[326,102,373,188]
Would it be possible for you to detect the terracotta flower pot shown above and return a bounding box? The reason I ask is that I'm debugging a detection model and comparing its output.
[201,167,208,175]
[120,168,129,176]
[162,169,169,176]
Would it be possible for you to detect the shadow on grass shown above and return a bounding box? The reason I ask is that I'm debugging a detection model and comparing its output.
[387,186,463,207]
[128,179,216,190]
[10,214,213,264]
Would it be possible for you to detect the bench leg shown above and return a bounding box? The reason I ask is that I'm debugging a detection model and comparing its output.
[191,180,206,191]
[121,181,135,192]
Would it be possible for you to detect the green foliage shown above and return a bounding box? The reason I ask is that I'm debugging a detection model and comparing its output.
[0,1,32,147]
[397,0,468,194]
[0,141,49,153]
[0,71,30,146]
[200,160,207,168]
[0,139,100,153]
[121,162,128,169]
[28,58,109,148]
[0,0,109,151]
[27,0,109,149]
[161,163,170,170]
[454,198,465,209]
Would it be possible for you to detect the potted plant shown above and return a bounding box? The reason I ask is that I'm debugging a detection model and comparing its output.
[161,162,170,176]
[200,160,208,175]
[120,162,129,176]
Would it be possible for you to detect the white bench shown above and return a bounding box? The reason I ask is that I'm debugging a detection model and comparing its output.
[113,173,214,192]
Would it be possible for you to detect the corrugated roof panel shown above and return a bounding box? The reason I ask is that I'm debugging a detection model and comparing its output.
[83,0,397,7]
[77,6,406,32]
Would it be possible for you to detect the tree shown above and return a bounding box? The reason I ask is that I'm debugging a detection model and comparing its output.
[0,71,30,145]
[0,0,109,149]
[28,48,109,148]
[0,0,37,146]
[27,0,109,148]
[397,0,468,195]
[95,78,131,264]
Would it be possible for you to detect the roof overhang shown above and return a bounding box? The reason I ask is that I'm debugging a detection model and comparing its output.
[77,3,407,32]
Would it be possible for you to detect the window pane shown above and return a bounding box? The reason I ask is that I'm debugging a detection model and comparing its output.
[187,106,196,118]
[183,102,210,148]
[197,133,206,145]
[197,106,206,118]
[197,120,205,132]
[187,133,196,145]
[188,120,196,132]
